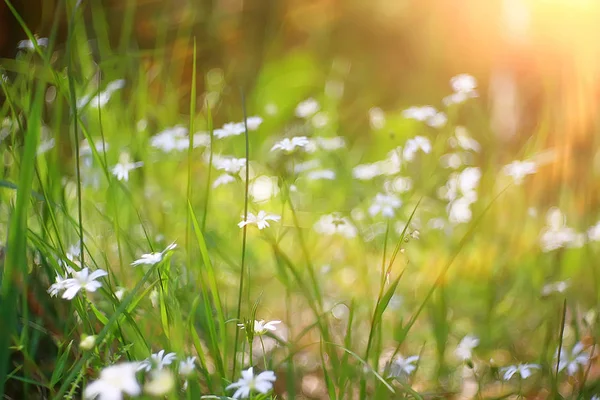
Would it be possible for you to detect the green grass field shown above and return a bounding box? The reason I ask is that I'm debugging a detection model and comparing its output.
[0,1,599,399]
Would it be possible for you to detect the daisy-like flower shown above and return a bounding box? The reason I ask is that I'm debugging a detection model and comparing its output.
[403,136,432,161]
[389,355,419,378]
[271,136,310,153]
[238,211,281,230]
[214,122,245,139]
[455,335,479,361]
[47,271,70,297]
[150,126,189,152]
[314,214,357,238]
[179,357,196,377]
[246,116,263,131]
[138,350,177,372]
[556,342,591,376]
[368,193,402,218]
[226,367,277,399]
[295,98,320,118]
[501,363,540,380]
[503,160,537,185]
[131,243,177,267]
[62,268,108,300]
[212,156,246,174]
[112,153,143,182]
[238,320,281,335]
[84,362,141,400]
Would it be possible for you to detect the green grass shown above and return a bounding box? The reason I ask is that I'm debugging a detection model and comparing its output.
[0,2,599,399]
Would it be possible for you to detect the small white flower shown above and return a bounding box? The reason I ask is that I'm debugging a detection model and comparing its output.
[84,362,141,400]
[556,342,590,376]
[150,126,188,152]
[112,153,143,182]
[447,197,475,224]
[455,335,479,361]
[403,136,431,161]
[311,136,346,151]
[226,367,277,399]
[250,176,279,202]
[450,74,478,94]
[541,280,569,296]
[80,335,97,350]
[212,156,246,174]
[454,126,480,152]
[138,350,177,372]
[540,208,579,252]
[314,214,357,238]
[238,211,281,230]
[588,221,600,242]
[17,37,48,50]
[246,116,263,130]
[238,320,281,335]
[368,193,402,218]
[402,106,438,122]
[131,243,177,267]
[213,173,236,188]
[214,122,245,139]
[271,136,310,153]
[369,107,386,130]
[144,369,175,396]
[62,268,108,300]
[501,363,540,380]
[311,112,329,128]
[47,271,70,297]
[353,163,382,180]
[427,112,447,128]
[295,98,320,118]
[78,80,125,109]
[503,160,537,185]
[179,357,196,377]
[389,355,419,377]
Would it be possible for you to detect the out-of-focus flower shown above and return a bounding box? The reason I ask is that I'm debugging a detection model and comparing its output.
[17,37,48,50]
[80,335,97,350]
[77,80,126,109]
[226,367,276,399]
[369,107,386,130]
[249,176,279,202]
[556,342,590,376]
[48,271,70,297]
[62,268,108,300]
[150,126,189,152]
[451,74,478,94]
[271,136,310,153]
[353,163,382,181]
[306,169,336,180]
[453,126,481,152]
[214,122,245,139]
[389,355,419,378]
[213,173,236,188]
[501,363,540,380]
[455,335,479,361]
[587,221,600,242]
[369,193,402,218]
[144,369,175,396]
[314,214,357,238]
[503,160,537,185]
[84,362,140,400]
[238,211,281,230]
[540,208,581,252]
[131,243,177,267]
[403,136,432,161]
[212,156,246,174]
[541,280,569,296]
[138,350,177,372]
[179,357,196,377]
[295,98,320,118]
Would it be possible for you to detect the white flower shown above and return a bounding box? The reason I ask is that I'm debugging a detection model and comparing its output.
[312,136,346,151]
[588,221,600,242]
[368,193,402,218]
[501,363,540,380]
[541,280,569,296]
[84,362,141,400]
[144,369,175,396]
[389,355,419,377]
[78,80,125,109]
[246,116,263,131]
[131,243,177,267]
[250,176,279,202]
[440,153,463,169]
[403,136,431,161]
[295,98,320,118]
[179,357,196,377]
[238,211,281,230]
[455,335,479,361]
[213,173,236,188]
[353,163,382,180]
[402,106,438,122]
[138,350,177,372]
[271,136,310,153]
[503,160,537,185]
[314,214,357,238]
[214,122,245,139]
[112,153,143,182]
[540,208,579,252]
[62,268,108,300]
[48,271,70,297]
[212,156,246,174]
[226,367,276,399]
[306,169,336,180]
[450,74,478,94]
[448,197,475,224]
[556,342,590,376]
[386,176,413,193]
[238,320,281,335]
[17,37,48,50]
[453,126,480,152]
[150,126,188,152]
[192,132,211,148]
[311,112,329,128]
[427,112,447,128]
